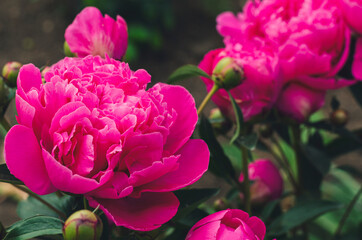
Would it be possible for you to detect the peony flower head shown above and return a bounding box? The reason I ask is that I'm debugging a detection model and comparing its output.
[216,0,355,122]
[65,7,128,60]
[239,159,283,204]
[340,0,362,34]
[4,55,209,231]
[199,41,282,122]
[185,209,266,240]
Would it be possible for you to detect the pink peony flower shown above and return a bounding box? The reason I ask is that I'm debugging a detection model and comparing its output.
[217,0,355,122]
[65,7,128,60]
[4,56,209,231]
[199,41,282,122]
[239,159,283,204]
[185,209,266,240]
[340,0,362,34]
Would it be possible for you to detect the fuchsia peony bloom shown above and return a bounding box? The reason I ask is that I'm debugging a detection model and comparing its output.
[217,0,355,122]
[4,56,209,231]
[239,159,283,204]
[65,7,128,60]
[199,41,281,122]
[185,209,266,240]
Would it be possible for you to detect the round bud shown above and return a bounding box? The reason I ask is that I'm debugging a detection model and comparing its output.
[213,198,229,211]
[212,57,244,90]
[63,210,103,240]
[209,108,231,134]
[2,61,22,88]
[64,41,76,57]
[258,124,273,138]
[330,109,348,127]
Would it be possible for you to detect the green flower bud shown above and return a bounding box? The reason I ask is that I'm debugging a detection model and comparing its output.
[64,41,76,57]
[258,123,273,138]
[212,57,244,90]
[209,108,231,134]
[2,61,22,88]
[330,109,348,127]
[63,210,103,240]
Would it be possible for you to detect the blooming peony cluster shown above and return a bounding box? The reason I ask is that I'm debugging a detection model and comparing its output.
[4,56,209,230]
[201,0,359,122]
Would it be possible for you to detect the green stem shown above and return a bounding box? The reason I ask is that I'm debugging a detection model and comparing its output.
[241,145,251,215]
[83,196,89,210]
[13,185,67,220]
[197,84,219,115]
[334,186,362,238]
[290,124,302,194]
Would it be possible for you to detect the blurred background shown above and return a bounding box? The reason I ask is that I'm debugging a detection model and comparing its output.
[0,0,360,231]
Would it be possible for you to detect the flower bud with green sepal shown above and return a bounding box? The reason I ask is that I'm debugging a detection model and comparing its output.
[63,210,103,240]
[2,61,22,88]
[64,41,76,57]
[212,57,244,90]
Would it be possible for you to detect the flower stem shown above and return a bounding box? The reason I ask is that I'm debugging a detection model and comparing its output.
[197,84,219,115]
[334,186,362,238]
[13,185,67,220]
[241,145,251,215]
[290,124,302,194]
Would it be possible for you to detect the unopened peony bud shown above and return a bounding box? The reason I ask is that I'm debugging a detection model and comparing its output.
[213,198,229,211]
[2,62,22,88]
[212,57,244,90]
[209,108,231,134]
[330,109,349,127]
[64,41,76,57]
[63,210,103,240]
[259,124,273,138]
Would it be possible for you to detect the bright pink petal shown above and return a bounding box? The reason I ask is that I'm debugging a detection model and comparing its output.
[17,64,42,98]
[352,37,362,80]
[157,83,198,156]
[87,192,179,231]
[4,125,56,195]
[134,139,209,194]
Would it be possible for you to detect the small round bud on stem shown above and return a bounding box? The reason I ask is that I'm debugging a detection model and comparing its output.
[213,198,229,211]
[212,57,244,90]
[64,41,76,57]
[330,109,348,127]
[2,62,22,88]
[258,124,273,138]
[63,209,103,240]
[209,108,231,134]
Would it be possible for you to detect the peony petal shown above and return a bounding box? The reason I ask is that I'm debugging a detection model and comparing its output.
[135,139,209,193]
[352,37,362,80]
[4,125,56,195]
[87,192,179,231]
[17,64,43,95]
[157,83,198,156]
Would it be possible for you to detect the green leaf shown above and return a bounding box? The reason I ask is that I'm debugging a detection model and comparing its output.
[4,216,63,240]
[173,188,219,221]
[199,116,236,183]
[17,193,77,219]
[228,92,244,144]
[268,200,344,236]
[0,221,6,239]
[325,137,362,159]
[303,145,331,176]
[167,65,210,84]
[0,164,23,185]
[235,133,258,151]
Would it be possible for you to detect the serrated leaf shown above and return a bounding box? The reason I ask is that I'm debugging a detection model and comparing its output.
[17,192,77,219]
[173,188,219,221]
[268,200,343,236]
[167,65,210,84]
[4,216,63,240]
[228,92,244,144]
[0,164,23,185]
[199,116,236,183]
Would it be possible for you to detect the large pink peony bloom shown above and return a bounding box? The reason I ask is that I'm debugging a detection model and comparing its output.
[217,0,355,122]
[65,7,128,60]
[185,209,266,240]
[239,159,283,204]
[199,41,281,122]
[4,56,209,231]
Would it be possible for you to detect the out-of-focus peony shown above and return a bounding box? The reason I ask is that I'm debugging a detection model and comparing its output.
[217,0,355,122]
[340,0,362,34]
[239,159,283,204]
[199,41,282,122]
[185,209,266,240]
[65,7,128,60]
[4,56,209,231]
